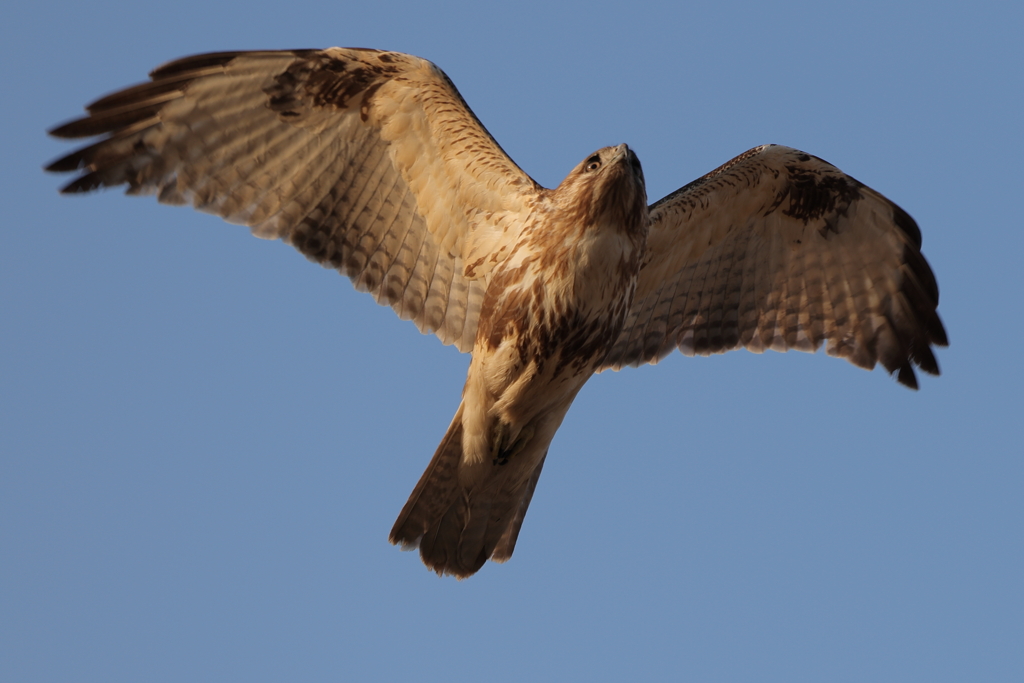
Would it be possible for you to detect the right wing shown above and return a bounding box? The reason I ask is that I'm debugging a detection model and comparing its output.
[602,145,947,388]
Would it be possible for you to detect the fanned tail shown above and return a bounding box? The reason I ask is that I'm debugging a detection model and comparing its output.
[389,403,545,578]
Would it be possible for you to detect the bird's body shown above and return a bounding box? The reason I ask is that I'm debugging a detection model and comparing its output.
[48,47,947,577]
[392,145,648,574]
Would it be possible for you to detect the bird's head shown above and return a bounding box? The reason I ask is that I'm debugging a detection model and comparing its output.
[554,144,648,236]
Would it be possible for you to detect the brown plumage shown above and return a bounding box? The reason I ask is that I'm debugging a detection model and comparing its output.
[47,48,947,578]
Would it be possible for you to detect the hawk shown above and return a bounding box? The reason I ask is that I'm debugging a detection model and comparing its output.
[47,48,947,578]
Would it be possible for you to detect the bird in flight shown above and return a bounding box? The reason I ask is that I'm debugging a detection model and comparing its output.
[47,48,947,578]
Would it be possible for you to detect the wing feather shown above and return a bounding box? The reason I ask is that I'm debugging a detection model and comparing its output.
[47,48,541,351]
[602,145,946,388]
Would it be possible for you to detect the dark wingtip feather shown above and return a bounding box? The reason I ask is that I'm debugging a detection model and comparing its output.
[44,150,84,173]
[59,172,106,194]
[894,228,948,381]
[901,276,947,346]
[913,344,941,376]
[891,202,922,249]
[48,117,92,139]
[897,363,919,390]
[892,201,925,249]
[902,243,940,303]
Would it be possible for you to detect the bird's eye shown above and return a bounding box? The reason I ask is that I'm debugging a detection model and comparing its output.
[585,155,602,172]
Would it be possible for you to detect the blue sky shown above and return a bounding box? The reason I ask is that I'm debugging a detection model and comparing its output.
[3,1,1022,681]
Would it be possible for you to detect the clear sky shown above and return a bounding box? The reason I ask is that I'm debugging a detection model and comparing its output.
[3,1,1022,681]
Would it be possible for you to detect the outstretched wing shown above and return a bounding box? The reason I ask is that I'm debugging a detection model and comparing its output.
[602,145,947,388]
[47,49,540,351]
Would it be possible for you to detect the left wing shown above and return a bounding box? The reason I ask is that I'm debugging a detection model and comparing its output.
[601,145,947,388]
[46,49,540,351]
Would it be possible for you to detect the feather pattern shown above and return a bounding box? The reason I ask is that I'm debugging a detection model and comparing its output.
[47,48,535,350]
[602,145,947,389]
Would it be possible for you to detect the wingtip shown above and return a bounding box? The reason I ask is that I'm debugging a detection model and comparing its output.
[44,149,86,174]
[931,321,950,349]
[47,118,85,139]
[55,173,104,194]
[896,363,919,390]
[389,532,421,552]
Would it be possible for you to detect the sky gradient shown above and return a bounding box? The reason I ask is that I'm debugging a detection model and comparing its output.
[4,1,1022,681]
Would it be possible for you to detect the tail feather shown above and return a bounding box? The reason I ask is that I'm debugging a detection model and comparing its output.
[492,450,547,562]
[389,403,544,578]
[389,405,465,551]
